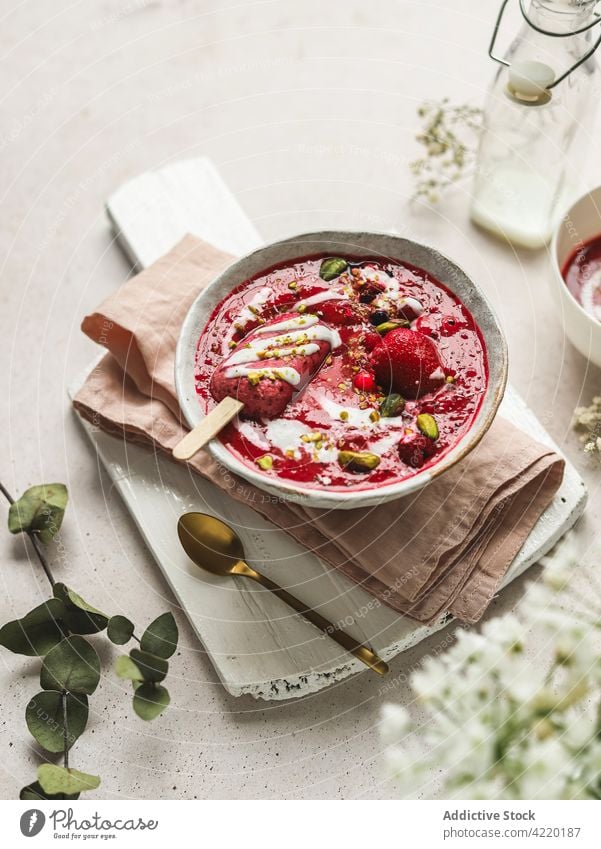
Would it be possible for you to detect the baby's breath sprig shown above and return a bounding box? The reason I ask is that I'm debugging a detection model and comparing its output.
[380,538,601,800]
[572,395,601,460]
[410,99,483,204]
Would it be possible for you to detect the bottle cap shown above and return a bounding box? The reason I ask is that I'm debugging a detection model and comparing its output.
[507,60,555,104]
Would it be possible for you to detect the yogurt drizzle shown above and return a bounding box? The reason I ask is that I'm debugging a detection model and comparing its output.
[223,314,342,386]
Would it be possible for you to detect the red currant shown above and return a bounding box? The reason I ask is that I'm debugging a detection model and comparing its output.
[354,371,376,392]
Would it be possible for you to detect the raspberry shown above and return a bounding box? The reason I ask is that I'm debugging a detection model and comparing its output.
[398,432,436,468]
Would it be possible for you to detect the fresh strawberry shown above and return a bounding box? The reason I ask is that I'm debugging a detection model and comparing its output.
[369,327,445,398]
[363,330,382,352]
[316,299,364,326]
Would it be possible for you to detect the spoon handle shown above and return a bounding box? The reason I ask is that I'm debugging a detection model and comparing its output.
[249,571,389,676]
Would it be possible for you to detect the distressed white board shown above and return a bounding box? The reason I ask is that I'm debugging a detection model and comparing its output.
[71,158,587,700]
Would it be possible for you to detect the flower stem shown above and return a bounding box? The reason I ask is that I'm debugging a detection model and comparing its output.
[0,479,56,587]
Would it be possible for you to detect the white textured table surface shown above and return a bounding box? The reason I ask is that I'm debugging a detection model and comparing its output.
[1,0,600,799]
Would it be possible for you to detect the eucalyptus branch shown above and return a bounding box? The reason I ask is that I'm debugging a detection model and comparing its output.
[0,480,179,800]
[0,480,56,586]
[61,690,69,771]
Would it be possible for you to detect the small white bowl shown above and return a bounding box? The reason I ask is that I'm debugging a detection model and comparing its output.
[175,231,507,509]
[551,187,601,369]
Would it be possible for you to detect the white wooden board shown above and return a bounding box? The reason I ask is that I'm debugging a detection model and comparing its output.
[71,157,587,700]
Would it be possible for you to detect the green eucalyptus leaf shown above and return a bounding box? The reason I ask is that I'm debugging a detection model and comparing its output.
[20,781,80,801]
[0,599,65,656]
[130,648,168,683]
[319,257,348,281]
[53,582,108,635]
[37,764,100,796]
[115,655,144,681]
[140,612,178,659]
[25,690,88,753]
[40,636,100,695]
[8,483,68,543]
[133,683,170,721]
[107,615,135,645]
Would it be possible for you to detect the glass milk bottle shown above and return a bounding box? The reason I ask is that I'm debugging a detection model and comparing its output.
[470,0,601,249]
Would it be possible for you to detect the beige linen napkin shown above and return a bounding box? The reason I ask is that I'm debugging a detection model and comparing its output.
[74,235,564,625]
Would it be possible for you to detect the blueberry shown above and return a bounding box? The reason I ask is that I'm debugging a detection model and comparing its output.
[369,309,389,326]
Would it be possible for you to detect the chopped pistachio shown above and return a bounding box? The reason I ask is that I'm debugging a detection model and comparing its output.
[288,281,298,290]
[338,450,381,473]
[339,410,349,422]
[319,257,348,281]
[247,371,262,386]
[301,431,323,443]
[445,375,455,383]
[379,393,405,417]
[369,410,380,423]
[376,319,410,334]
[416,413,439,440]
[297,304,307,313]
[255,455,274,471]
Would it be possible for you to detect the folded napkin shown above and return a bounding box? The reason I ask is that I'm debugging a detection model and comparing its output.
[73,235,564,625]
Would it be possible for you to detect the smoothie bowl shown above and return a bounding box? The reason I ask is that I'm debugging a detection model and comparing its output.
[175,232,508,509]
[551,186,601,370]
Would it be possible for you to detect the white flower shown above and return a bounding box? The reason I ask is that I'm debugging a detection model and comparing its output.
[562,706,597,750]
[412,657,447,702]
[380,704,411,745]
[503,653,548,704]
[518,738,571,799]
[381,562,601,800]
[482,614,524,649]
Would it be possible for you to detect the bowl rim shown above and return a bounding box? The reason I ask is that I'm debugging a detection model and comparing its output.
[175,229,508,508]
[551,185,601,330]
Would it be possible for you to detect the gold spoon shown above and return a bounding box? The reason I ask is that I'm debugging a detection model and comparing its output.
[177,512,389,677]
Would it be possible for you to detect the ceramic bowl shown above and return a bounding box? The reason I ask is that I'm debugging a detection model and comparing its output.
[175,231,508,509]
[551,187,601,369]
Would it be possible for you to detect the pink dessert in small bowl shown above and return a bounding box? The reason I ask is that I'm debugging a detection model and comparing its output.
[194,254,488,493]
[175,232,507,509]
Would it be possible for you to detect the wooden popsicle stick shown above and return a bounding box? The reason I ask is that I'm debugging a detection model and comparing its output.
[172,397,244,461]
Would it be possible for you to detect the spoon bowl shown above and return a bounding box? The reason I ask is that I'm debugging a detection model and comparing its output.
[177,512,246,576]
[176,512,389,676]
